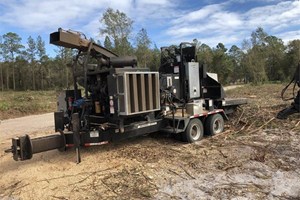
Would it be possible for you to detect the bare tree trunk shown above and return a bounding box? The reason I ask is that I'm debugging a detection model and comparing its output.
[41,65,44,90]
[6,67,9,90]
[48,70,51,89]
[12,63,15,90]
[32,62,35,90]
[66,66,69,88]
[0,63,3,92]
[11,52,16,90]
[41,71,43,90]
[61,68,64,88]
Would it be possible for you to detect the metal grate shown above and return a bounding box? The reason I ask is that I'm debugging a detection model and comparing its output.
[118,72,160,115]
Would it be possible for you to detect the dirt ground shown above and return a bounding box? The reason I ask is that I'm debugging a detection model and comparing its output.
[0,84,300,200]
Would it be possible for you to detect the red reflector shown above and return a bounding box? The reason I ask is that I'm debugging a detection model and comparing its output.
[84,141,109,147]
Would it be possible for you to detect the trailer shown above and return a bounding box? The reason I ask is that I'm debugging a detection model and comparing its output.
[5,29,247,163]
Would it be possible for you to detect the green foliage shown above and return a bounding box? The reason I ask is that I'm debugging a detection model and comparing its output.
[0,91,56,120]
[0,101,9,111]
[27,36,37,90]
[264,36,285,81]
[36,35,46,61]
[193,26,300,84]
[211,43,232,83]
[54,46,75,89]
[148,44,161,71]
[2,32,24,61]
[197,43,213,67]
[26,36,36,62]
[228,45,244,81]
[2,32,24,90]
[239,27,288,84]
[284,40,300,80]
[241,46,268,84]
[104,36,113,50]
[135,28,152,68]
[100,8,133,55]
[251,27,267,46]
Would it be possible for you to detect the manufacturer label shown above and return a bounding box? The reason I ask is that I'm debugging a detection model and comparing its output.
[110,106,115,114]
[90,130,99,138]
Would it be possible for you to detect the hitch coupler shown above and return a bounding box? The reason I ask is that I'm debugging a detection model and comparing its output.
[5,132,66,161]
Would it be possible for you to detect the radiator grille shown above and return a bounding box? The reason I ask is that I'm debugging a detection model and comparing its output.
[118,72,160,115]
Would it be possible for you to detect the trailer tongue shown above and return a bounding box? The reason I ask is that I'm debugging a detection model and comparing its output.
[5,29,247,162]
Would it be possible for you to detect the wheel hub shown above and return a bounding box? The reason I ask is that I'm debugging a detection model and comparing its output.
[213,119,223,134]
[191,124,200,139]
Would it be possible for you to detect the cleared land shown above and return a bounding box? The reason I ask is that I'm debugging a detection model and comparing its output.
[0,91,56,120]
[0,84,300,199]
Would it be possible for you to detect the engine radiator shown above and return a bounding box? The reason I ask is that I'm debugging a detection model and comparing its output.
[118,72,160,115]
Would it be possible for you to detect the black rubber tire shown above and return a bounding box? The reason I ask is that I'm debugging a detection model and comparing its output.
[182,118,204,143]
[205,113,224,135]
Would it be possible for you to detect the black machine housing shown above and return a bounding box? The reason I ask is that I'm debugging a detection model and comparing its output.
[159,43,225,103]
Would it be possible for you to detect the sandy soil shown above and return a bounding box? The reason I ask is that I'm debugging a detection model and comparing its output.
[0,85,300,200]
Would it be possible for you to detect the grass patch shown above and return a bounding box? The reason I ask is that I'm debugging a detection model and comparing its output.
[0,91,57,120]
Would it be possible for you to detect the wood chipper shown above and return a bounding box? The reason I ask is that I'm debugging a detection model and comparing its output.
[5,29,247,163]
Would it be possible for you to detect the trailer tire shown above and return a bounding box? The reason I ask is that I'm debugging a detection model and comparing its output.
[205,113,224,135]
[182,119,204,143]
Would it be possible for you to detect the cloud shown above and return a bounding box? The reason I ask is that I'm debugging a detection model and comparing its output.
[276,30,300,44]
[132,0,178,24]
[0,0,299,51]
[0,0,133,32]
[137,0,171,6]
[81,18,103,39]
[245,1,300,28]
[171,4,222,25]
[0,0,175,40]
[165,3,244,40]
[164,0,300,47]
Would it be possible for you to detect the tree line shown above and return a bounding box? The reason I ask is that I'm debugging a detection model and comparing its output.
[195,27,300,84]
[0,33,75,91]
[0,8,299,91]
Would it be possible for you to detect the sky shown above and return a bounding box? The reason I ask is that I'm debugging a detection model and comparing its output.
[0,0,299,57]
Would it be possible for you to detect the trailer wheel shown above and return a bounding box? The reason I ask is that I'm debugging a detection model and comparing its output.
[182,119,204,143]
[205,113,224,135]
